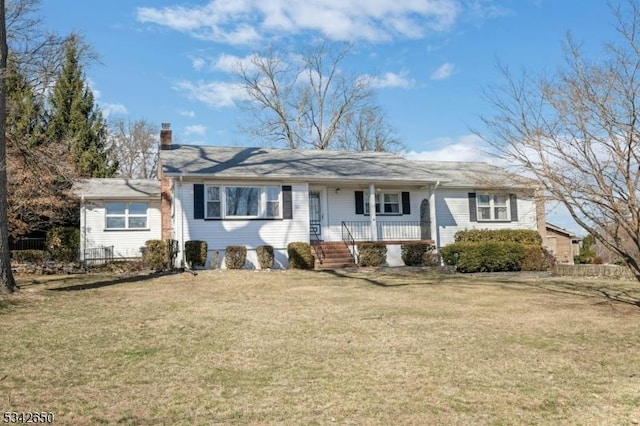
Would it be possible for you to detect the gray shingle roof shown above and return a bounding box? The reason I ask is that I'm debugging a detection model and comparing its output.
[414,161,534,189]
[73,179,160,199]
[160,145,448,184]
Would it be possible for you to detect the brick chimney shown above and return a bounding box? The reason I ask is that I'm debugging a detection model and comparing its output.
[159,123,172,240]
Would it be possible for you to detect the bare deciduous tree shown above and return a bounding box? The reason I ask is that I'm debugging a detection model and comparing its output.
[237,43,401,151]
[108,118,159,179]
[480,0,640,279]
[0,0,16,293]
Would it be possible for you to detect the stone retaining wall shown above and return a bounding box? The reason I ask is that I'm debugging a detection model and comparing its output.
[553,264,637,281]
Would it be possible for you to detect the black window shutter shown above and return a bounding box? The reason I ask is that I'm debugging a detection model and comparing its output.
[194,184,204,219]
[355,191,364,215]
[468,193,477,222]
[401,192,411,215]
[510,194,518,222]
[282,186,292,219]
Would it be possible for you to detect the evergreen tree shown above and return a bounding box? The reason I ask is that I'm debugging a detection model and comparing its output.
[47,35,116,178]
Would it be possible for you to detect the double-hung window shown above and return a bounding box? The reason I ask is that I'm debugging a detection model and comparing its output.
[105,202,148,229]
[204,185,281,219]
[477,194,510,221]
[364,192,401,215]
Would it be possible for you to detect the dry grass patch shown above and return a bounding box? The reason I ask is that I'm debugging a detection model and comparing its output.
[1,269,639,424]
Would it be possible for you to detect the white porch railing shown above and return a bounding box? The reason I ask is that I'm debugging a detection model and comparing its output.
[342,221,428,241]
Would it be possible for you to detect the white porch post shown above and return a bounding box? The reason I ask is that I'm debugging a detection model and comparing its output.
[369,183,378,241]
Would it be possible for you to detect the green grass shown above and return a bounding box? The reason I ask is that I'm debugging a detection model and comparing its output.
[1,269,640,425]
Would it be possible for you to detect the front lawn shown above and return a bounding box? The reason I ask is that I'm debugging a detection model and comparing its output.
[1,269,639,424]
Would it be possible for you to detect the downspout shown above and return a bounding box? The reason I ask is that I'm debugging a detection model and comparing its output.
[180,175,185,269]
[430,181,441,250]
[81,195,86,262]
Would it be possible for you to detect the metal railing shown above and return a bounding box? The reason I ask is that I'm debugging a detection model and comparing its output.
[83,245,115,267]
[9,238,46,251]
[310,226,325,264]
[342,221,424,241]
[341,221,357,261]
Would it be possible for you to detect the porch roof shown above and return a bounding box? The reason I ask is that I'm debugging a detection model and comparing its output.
[160,145,448,184]
[73,178,160,199]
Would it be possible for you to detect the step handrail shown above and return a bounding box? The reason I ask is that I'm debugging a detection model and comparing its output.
[341,221,357,262]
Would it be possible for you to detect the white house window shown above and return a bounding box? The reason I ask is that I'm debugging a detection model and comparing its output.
[206,186,221,218]
[204,185,282,219]
[365,192,401,215]
[477,194,510,221]
[226,186,260,217]
[105,202,148,229]
[265,186,281,218]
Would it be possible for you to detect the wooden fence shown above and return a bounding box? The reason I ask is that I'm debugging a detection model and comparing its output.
[553,264,638,281]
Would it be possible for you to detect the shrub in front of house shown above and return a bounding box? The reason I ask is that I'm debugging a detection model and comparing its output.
[520,245,557,271]
[401,242,434,266]
[441,241,523,273]
[47,226,80,263]
[287,242,314,270]
[454,229,542,245]
[257,245,274,269]
[225,246,247,269]
[422,251,442,267]
[11,249,50,264]
[143,239,169,270]
[185,240,208,269]
[357,242,387,267]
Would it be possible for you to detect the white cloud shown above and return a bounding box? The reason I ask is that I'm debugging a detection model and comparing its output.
[403,134,496,162]
[101,103,128,117]
[185,124,207,136]
[192,57,206,71]
[431,62,456,80]
[369,71,414,89]
[178,109,196,117]
[136,0,461,44]
[174,80,248,108]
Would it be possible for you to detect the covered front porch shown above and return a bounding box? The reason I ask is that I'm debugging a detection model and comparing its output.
[308,182,436,244]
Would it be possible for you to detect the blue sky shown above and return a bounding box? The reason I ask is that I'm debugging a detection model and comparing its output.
[39,0,620,235]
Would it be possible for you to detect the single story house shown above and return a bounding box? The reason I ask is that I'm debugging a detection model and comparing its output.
[75,124,546,268]
[545,223,581,264]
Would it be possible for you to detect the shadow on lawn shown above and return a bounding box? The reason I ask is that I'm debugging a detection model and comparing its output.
[48,271,179,292]
[324,268,640,308]
[321,268,459,288]
[484,276,640,308]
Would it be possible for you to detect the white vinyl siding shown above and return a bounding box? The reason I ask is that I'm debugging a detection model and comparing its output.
[175,181,308,268]
[81,199,161,259]
[435,189,538,249]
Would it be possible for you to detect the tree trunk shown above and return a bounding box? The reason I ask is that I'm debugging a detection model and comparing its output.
[0,0,16,293]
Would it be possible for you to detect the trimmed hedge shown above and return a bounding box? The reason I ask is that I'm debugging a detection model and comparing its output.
[454,229,542,245]
[225,246,247,269]
[185,240,208,268]
[357,242,387,267]
[257,245,274,269]
[401,242,434,266]
[143,240,169,270]
[47,227,80,263]
[287,242,314,270]
[441,241,524,273]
